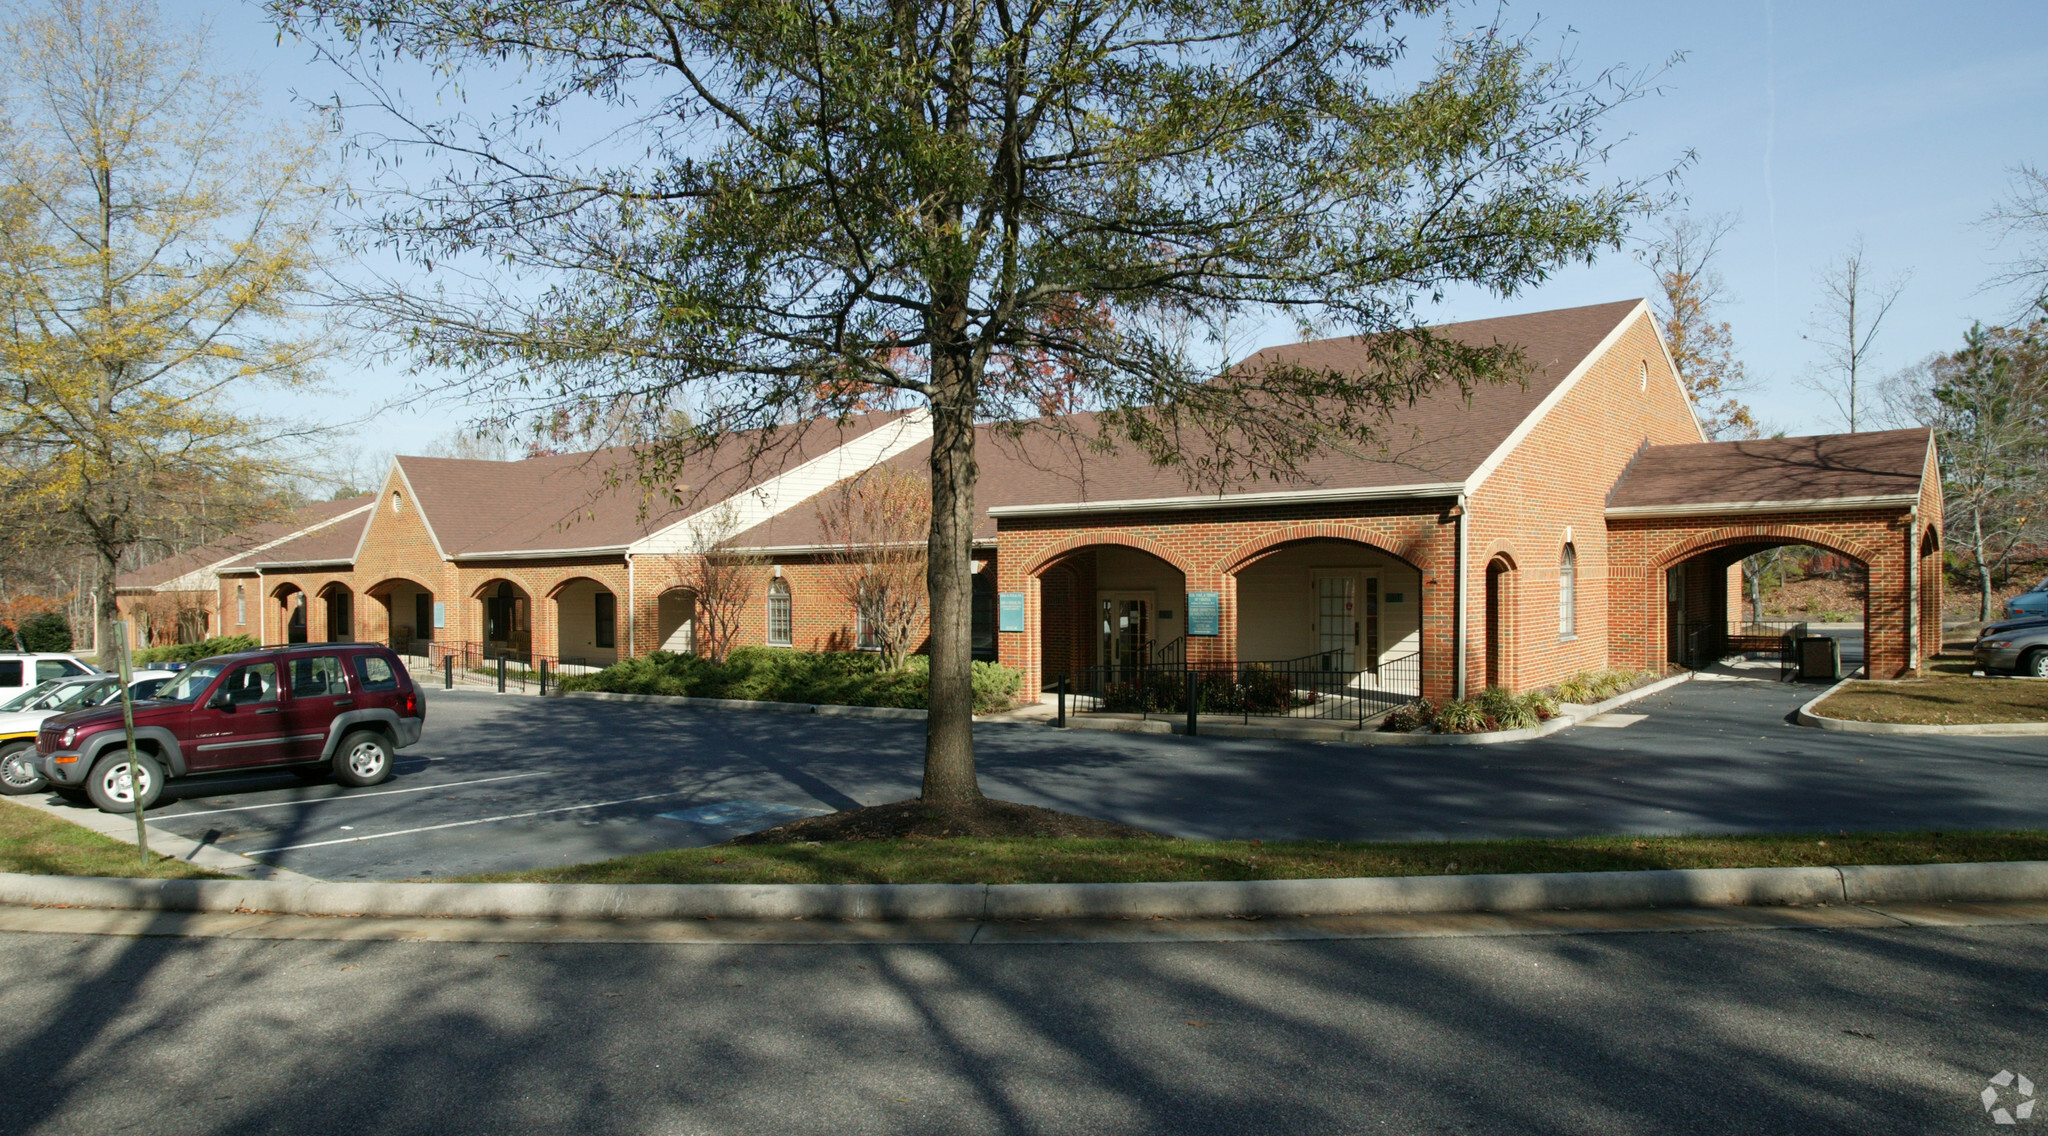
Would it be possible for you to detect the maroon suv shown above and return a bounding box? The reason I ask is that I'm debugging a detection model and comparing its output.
[37,643,426,814]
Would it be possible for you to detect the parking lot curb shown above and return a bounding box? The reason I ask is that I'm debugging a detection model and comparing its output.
[6,860,2045,923]
[1060,670,1695,745]
[1794,681,2048,736]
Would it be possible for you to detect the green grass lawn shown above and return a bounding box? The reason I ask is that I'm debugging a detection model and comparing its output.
[1815,655,2048,725]
[459,829,2048,886]
[0,800,225,879]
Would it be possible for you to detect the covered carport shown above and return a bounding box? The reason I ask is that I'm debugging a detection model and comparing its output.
[1604,428,1942,679]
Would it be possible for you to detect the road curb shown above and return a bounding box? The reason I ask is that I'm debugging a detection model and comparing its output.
[1060,669,1693,746]
[7,860,2045,922]
[1794,681,2048,735]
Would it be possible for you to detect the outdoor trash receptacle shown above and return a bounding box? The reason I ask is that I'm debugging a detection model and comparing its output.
[1796,636,1841,681]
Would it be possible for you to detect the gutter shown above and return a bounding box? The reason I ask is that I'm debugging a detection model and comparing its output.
[1606,493,1918,519]
[987,481,1464,519]
[449,546,630,562]
[1453,494,1469,701]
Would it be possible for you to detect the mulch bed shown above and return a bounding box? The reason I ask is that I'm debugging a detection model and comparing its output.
[729,798,1163,844]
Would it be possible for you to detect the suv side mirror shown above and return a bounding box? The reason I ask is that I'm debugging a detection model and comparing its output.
[206,689,234,711]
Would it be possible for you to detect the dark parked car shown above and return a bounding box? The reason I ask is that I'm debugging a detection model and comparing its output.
[37,643,426,814]
[1975,617,2048,679]
[2005,578,2048,621]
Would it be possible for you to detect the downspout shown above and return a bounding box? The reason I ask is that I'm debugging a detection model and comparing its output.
[626,553,636,658]
[255,570,265,646]
[1453,494,1469,702]
[1905,507,1919,674]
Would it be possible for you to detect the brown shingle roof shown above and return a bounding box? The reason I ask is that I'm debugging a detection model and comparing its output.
[1606,428,1932,512]
[118,496,375,589]
[397,410,918,557]
[737,300,1647,548]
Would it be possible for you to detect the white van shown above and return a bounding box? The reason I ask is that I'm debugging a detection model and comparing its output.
[0,654,100,704]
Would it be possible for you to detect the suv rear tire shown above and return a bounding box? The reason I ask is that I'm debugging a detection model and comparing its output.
[0,740,45,795]
[332,730,393,787]
[86,751,164,814]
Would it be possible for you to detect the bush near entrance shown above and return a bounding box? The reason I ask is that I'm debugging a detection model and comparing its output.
[134,635,258,665]
[560,647,1024,715]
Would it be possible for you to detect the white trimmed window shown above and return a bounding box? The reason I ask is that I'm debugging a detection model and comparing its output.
[236,584,247,626]
[1559,543,1578,639]
[767,579,793,647]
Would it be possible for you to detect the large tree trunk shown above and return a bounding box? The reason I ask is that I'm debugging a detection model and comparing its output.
[922,350,982,803]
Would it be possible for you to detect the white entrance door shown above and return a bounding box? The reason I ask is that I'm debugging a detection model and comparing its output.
[1314,576,1356,671]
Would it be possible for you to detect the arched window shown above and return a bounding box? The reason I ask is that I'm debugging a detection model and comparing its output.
[1558,543,1578,639]
[766,578,793,647]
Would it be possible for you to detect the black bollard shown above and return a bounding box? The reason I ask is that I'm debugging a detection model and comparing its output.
[497,656,507,693]
[1056,674,1066,728]
[1185,668,1198,737]
[443,655,453,689]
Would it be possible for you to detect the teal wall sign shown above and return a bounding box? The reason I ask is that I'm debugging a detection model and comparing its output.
[433,602,447,629]
[1186,591,1221,637]
[998,592,1026,633]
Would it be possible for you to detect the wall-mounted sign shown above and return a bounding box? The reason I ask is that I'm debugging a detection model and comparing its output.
[1385,592,1405,604]
[433,602,447,629]
[998,592,1026,633]
[1186,591,1221,637]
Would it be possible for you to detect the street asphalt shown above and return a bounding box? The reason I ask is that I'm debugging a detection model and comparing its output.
[14,666,2029,881]
[2,918,2042,1134]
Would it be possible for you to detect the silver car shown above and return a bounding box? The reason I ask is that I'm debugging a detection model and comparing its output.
[1975,618,2048,678]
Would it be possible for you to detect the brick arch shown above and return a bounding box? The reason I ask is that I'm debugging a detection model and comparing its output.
[1649,523,1876,571]
[364,574,436,597]
[543,574,616,600]
[470,576,533,600]
[1218,524,1423,576]
[1028,531,1193,577]
[1480,542,1522,572]
[269,581,304,600]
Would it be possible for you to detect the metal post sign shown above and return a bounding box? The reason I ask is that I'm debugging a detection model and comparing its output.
[1186,591,1221,637]
[998,592,1026,633]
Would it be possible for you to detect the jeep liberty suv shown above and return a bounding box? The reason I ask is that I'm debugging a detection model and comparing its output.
[37,643,426,814]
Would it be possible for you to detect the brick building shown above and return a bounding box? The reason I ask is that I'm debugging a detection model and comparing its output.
[117,299,1944,704]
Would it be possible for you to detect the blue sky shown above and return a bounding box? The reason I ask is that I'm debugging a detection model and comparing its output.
[202,0,2048,463]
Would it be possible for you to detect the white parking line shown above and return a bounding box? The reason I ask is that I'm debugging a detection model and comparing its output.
[168,772,552,818]
[241,791,687,855]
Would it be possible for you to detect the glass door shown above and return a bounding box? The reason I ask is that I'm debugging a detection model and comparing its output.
[1315,576,1355,671]
[1100,595,1152,677]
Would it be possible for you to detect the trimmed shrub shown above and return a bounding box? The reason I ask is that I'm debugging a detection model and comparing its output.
[1552,668,1655,705]
[17,612,71,652]
[1379,698,1435,732]
[1431,699,1489,734]
[1476,687,1540,731]
[559,648,1023,715]
[135,635,258,665]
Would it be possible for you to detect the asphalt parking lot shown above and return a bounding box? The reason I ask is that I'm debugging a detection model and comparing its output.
[20,661,2031,881]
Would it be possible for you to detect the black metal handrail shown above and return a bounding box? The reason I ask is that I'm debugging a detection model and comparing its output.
[1064,652,1420,728]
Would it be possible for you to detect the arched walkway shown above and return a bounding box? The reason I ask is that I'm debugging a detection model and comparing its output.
[550,576,619,667]
[1231,536,1424,700]
[474,579,533,661]
[1661,537,1869,671]
[318,582,355,643]
[1034,542,1188,685]
[272,584,307,645]
[656,587,697,654]
[367,577,437,654]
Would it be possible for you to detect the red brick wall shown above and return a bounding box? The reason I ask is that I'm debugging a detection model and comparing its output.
[1467,310,1705,692]
[996,505,1459,701]
[1607,510,1919,677]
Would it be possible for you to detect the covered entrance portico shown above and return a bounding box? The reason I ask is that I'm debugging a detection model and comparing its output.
[1606,430,1941,680]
